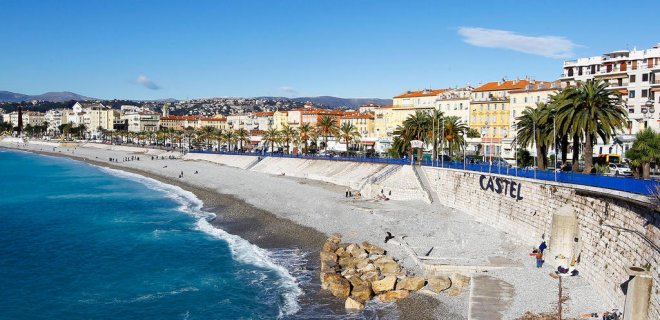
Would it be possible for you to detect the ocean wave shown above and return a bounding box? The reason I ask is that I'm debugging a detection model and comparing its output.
[97,167,303,318]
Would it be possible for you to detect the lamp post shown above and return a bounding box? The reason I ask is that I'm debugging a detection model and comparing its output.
[641,99,656,127]
[511,122,518,176]
[533,119,537,179]
[441,117,445,168]
[481,121,489,164]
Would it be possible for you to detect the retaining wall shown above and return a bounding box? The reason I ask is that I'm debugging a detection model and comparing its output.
[423,167,659,318]
[184,153,259,169]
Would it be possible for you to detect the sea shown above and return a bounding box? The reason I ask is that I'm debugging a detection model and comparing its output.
[0,149,309,319]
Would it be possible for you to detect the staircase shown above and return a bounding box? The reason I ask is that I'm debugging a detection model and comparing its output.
[412,165,439,203]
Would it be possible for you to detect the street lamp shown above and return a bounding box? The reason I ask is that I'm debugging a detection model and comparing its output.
[481,121,489,164]
[641,100,656,128]
[511,122,518,177]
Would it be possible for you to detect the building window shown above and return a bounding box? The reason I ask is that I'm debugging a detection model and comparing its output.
[536,96,540,102]
[524,97,528,103]
[629,90,636,98]
[512,98,516,103]
[630,75,636,82]
[642,89,648,98]
[642,73,649,82]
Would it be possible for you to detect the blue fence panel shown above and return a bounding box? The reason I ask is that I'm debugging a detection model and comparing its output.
[188,150,658,195]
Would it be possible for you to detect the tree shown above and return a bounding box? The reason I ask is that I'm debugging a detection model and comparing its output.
[224,129,236,152]
[298,123,313,154]
[338,122,360,155]
[279,124,297,154]
[441,116,468,158]
[317,115,338,151]
[515,104,551,169]
[429,109,444,161]
[516,149,534,168]
[199,126,216,150]
[558,80,627,173]
[263,128,280,154]
[236,128,250,151]
[625,128,660,179]
[402,111,432,163]
[466,128,480,138]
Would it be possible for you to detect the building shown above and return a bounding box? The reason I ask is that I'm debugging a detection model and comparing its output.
[121,110,161,132]
[254,111,274,130]
[471,79,542,159]
[503,81,561,160]
[340,112,375,138]
[436,87,473,125]
[273,110,288,130]
[199,117,228,131]
[159,116,200,130]
[560,43,660,155]
[72,102,117,137]
[373,105,395,139]
[4,111,46,128]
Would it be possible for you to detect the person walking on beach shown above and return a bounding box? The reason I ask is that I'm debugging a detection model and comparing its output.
[535,251,543,268]
[345,187,349,198]
[539,240,547,254]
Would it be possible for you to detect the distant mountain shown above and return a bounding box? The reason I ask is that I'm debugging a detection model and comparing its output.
[0,91,94,102]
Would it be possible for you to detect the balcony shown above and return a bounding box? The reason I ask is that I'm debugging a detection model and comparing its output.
[651,80,660,86]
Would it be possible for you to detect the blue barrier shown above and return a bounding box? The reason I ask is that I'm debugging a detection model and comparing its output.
[189,150,658,195]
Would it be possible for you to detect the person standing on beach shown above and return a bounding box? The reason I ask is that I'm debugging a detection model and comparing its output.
[345,187,349,198]
[535,251,543,268]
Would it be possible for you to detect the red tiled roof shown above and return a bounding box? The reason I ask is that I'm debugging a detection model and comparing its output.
[473,80,540,92]
[394,89,446,99]
[200,117,227,121]
[254,111,274,117]
[160,116,200,121]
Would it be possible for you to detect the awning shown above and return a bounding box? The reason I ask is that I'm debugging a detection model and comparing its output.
[618,89,628,94]
[250,140,260,145]
[360,141,376,146]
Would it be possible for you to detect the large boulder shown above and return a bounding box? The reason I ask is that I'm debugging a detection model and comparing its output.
[357,262,376,273]
[447,287,462,297]
[377,260,400,275]
[346,243,367,257]
[377,290,409,303]
[320,251,337,270]
[450,273,471,288]
[321,272,343,290]
[427,276,452,293]
[351,284,373,302]
[372,275,397,294]
[360,241,386,255]
[360,271,380,283]
[345,297,365,310]
[347,275,366,288]
[338,255,354,268]
[327,233,342,244]
[396,276,425,291]
[328,276,351,298]
[322,241,339,253]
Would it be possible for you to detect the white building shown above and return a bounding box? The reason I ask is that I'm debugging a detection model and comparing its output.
[435,86,473,125]
[560,43,660,156]
[121,110,160,132]
[4,111,46,127]
[44,109,71,133]
[72,102,117,137]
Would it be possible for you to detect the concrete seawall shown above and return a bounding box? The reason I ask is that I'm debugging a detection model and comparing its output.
[423,167,659,319]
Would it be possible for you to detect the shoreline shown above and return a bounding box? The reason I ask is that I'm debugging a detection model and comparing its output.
[1,144,441,319]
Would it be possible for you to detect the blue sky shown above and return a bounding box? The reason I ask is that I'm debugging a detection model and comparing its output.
[1,0,659,100]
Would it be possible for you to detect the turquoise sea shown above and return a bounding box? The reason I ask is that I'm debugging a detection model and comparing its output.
[0,150,306,319]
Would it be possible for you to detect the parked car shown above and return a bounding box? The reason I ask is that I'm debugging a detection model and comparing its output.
[608,163,632,176]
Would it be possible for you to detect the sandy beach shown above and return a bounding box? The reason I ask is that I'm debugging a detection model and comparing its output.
[0,139,609,319]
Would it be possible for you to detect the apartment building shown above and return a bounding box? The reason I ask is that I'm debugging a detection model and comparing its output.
[4,111,46,127]
[71,102,117,137]
[159,116,200,130]
[121,110,160,132]
[273,110,288,130]
[199,117,228,131]
[436,87,472,125]
[560,43,660,155]
[471,79,540,159]
[340,113,375,138]
[373,106,395,139]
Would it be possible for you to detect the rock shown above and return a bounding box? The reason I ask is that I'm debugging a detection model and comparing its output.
[360,241,386,255]
[328,276,351,298]
[427,276,451,293]
[341,267,357,278]
[396,276,426,291]
[355,258,370,270]
[321,272,343,290]
[347,275,366,288]
[322,241,339,253]
[377,290,409,302]
[447,287,462,296]
[372,275,397,294]
[335,247,346,257]
[350,284,373,302]
[320,251,337,270]
[450,273,471,288]
[328,233,342,244]
[338,255,354,268]
[373,256,396,267]
[344,297,365,310]
[357,262,376,273]
[360,271,380,283]
[346,243,367,257]
[377,260,400,275]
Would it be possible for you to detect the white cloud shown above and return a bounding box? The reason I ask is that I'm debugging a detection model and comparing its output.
[135,75,161,90]
[457,27,578,58]
[279,86,299,97]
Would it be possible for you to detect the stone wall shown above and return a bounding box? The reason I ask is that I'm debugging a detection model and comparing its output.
[183,153,259,169]
[423,167,659,318]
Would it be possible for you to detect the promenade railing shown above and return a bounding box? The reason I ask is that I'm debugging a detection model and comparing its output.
[189,150,658,196]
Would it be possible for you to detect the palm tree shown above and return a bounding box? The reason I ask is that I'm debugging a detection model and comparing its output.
[558,80,627,173]
[547,90,572,165]
[199,126,216,150]
[317,115,338,151]
[224,129,236,152]
[441,116,468,158]
[298,123,313,154]
[280,124,297,154]
[402,111,432,163]
[625,128,660,179]
[263,128,280,154]
[236,128,250,152]
[338,122,360,156]
[429,109,444,161]
[515,104,551,169]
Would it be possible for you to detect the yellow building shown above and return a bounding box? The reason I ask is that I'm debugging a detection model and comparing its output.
[373,106,395,139]
[470,79,536,158]
[273,110,288,130]
[199,117,228,131]
[340,113,374,138]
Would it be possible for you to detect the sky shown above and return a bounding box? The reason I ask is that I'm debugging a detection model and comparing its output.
[1,0,659,100]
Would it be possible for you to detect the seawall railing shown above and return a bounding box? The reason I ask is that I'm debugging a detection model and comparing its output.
[189,150,659,196]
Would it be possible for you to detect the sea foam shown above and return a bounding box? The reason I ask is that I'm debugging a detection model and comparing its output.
[98,167,302,317]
